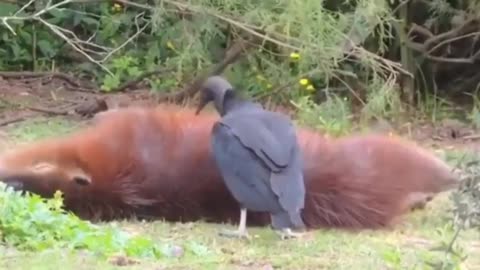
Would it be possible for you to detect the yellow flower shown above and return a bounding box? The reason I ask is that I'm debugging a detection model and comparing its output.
[306,84,315,91]
[290,52,300,60]
[299,78,309,86]
[112,3,122,12]
[266,83,272,89]
[166,41,175,50]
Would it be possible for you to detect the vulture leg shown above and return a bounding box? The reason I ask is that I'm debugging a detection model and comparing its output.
[271,212,305,240]
[218,208,250,239]
[275,228,305,240]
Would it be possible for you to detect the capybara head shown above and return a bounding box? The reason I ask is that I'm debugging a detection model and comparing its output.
[0,143,92,198]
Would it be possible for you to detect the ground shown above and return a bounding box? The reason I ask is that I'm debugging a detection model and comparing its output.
[0,78,479,269]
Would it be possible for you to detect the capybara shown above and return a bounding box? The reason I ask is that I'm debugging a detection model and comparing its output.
[0,105,459,230]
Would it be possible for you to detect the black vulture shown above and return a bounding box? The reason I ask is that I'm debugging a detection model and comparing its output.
[195,76,306,240]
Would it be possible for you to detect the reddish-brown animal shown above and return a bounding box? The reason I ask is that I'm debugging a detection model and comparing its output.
[0,105,459,230]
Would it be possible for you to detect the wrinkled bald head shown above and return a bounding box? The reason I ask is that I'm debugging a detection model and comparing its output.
[195,76,234,116]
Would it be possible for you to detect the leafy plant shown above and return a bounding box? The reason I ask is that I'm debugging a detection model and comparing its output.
[0,182,208,259]
[420,152,480,269]
[292,95,353,136]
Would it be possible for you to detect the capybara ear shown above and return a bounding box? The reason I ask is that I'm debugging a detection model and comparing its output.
[30,162,57,174]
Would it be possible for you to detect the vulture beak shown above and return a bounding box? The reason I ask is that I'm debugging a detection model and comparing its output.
[195,91,210,115]
[195,99,208,115]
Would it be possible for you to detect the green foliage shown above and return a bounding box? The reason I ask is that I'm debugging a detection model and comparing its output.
[0,0,404,114]
[424,151,480,269]
[450,154,480,231]
[360,74,404,122]
[292,95,353,136]
[3,0,477,123]
[0,182,208,259]
[101,56,143,91]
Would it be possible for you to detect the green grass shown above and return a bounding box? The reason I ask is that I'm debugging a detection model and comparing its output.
[5,116,82,143]
[1,116,479,270]
[1,197,478,270]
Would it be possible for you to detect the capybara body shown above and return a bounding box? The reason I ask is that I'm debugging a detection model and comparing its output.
[0,105,459,230]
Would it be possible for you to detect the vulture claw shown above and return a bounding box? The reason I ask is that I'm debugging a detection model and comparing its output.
[276,228,304,240]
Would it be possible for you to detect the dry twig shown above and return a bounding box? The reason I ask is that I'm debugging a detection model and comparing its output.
[0,0,150,75]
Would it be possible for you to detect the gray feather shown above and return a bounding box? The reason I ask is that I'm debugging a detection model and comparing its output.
[220,110,296,171]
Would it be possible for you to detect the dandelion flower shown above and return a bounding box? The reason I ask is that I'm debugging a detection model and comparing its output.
[112,3,122,11]
[290,52,300,60]
[166,41,175,50]
[306,84,315,91]
[299,78,309,86]
[266,83,273,89]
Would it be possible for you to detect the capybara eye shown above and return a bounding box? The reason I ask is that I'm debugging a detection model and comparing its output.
[73,176,91,186]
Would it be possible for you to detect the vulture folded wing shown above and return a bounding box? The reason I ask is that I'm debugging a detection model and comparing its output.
[221,112,296,172]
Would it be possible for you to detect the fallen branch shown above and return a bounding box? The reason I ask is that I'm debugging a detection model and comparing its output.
[0,115,27,127]
[0,71,85,88]
[24,105,70,116]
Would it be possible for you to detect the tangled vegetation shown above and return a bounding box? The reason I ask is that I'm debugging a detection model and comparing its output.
[0,1,472,127]
[0,1,477,133]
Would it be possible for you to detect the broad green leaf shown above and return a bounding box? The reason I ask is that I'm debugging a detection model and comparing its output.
[0,3,19,16]
[81,16,99,26]
[37,40,55,58]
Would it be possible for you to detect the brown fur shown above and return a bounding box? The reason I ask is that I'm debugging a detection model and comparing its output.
[0,105,459,230]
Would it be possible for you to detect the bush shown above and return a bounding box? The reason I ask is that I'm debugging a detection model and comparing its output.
[0,182,185,259]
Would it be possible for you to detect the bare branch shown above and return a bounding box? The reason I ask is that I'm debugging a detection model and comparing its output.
[0,0,150,76]
[423,18,477,50]
[408,23,434,38]
[405,18,480,65]
[427,31,480,55]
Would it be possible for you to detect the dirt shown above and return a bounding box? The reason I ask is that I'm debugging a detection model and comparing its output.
[0,76,478,154]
